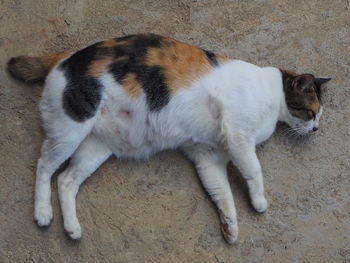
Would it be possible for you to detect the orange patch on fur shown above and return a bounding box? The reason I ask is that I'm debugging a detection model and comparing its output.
[122,73,142,98]
[145,37,227,93]
[99,39,118,48]
[311,100,321,113]
[216,54,230,64]
[99,39,130,48]
[87,57,113,77]
[42,51,72,70]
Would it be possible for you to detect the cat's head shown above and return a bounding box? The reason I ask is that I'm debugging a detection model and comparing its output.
[281,70,331,135]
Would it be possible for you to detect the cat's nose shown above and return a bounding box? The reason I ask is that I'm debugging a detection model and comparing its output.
[312,127,318,132]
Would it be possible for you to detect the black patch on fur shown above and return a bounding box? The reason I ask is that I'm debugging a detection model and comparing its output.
[109,33,170,111]
[203,49,218,66]
[109,59,129,84]
[63,78,103,122]
[60,42,103,122]
[137,65,169,111]
[114,45,128,58]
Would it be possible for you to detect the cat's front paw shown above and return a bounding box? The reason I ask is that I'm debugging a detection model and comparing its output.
[64,218,82,240]
[252,195,268,213]
[221,221,238,244]
[219,212,239,244]
[34,203,53,227]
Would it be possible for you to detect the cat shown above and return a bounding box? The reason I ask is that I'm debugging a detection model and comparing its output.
[7,33,330,244]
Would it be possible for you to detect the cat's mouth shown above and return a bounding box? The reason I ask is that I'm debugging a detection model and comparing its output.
[287,118,319,136]
[292,125,319,136]
[283,123,315,137]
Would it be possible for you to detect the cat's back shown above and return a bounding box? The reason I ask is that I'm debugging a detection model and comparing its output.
[55,33,229,120]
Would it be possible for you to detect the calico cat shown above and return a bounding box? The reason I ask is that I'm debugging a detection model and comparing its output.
[7,33,330,243]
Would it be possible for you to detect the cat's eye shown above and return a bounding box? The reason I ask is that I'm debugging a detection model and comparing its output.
[289,106,305,111]
[306,110,316,120]
[289,106,315,120]
[311,111,316,120]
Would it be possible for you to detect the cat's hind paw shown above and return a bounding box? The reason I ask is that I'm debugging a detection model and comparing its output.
[221,221,239,244]
[252,195,268,213]
[219,212,239,244]
[64,218,82,240]
[34,204,53,227]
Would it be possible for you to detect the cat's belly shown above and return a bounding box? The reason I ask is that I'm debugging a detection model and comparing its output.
[254,117,278,145]
[93,125,189,159]
[93,78,219,159]
[92,107,194,159]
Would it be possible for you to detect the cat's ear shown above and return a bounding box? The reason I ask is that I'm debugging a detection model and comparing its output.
[315,78,331,88]
[314,77,331,99]
[292,74,314,91]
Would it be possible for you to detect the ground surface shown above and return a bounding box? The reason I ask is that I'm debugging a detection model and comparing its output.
[0,0,349,262]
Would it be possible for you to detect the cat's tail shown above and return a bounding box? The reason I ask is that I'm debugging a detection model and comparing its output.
[7,51,71,84]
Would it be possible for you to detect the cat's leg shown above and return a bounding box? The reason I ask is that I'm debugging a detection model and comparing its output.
[182,144,238,244]
[35,121,94,227]
[58,134,112,239]
[226,134,267,213]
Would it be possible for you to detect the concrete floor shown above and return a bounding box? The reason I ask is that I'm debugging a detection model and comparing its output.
[0,0,349,262]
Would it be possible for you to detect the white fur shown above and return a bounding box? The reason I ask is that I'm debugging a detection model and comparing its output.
[34,59,320,243]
